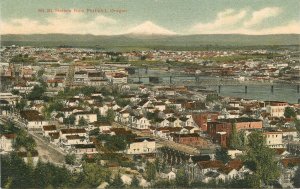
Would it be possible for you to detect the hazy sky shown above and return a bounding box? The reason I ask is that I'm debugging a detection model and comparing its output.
[1,0,300,35]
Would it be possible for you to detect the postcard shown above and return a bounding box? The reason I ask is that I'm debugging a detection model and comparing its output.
[1,0,300,188]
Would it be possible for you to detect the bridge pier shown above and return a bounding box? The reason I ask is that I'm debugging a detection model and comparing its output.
[218,85,221,93]
[245,86,248,93]
[169,76,172,84]
[271,85,274,93]
[297,85,299,93]
[138,77,141,83]
[298,98,300,104]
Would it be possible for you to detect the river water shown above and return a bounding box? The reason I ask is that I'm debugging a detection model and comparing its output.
[132,69,300,104]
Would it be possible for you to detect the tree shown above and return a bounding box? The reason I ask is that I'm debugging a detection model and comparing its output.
[176,168,189,187]
[1,153,34,188]
[27,85,46,100]
[295,119,300,133]
[229,123,239,149]
[284,107,296,118]
[205,94,219,103]
[11,89,20,95]
[109,173,124,188]
[34,161,73,188]
[16,99,27,111]
[106,109,115,123]
[78,117,88,127]
[292,166,300,188]
[37,68,45,78]
[82,162,110,188]
[243,131,280,187]
[145,161,156,181]
[130,175,140,188]
[65,154,76,165]
[215,148,231,164]
[64,115,76,125]
[13,130,36,152]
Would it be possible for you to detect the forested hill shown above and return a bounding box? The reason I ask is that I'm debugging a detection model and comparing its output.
[1,34,299,49]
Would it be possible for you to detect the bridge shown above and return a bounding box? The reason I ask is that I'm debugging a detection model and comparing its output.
[128,74,300,94]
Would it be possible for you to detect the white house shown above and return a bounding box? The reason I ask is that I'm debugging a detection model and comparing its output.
[126,137,156,154]
[60,128,87,140]
[156,119,170,127]
[161,171,176,181]
[60,107,84,118]
[153,102,166,111]
[0,134,16,153]
[167,117,182,127]
[264,131,284,148]
[111,73,127,84]
[74,112,97,125]
[61,135,88,147]
[42,125,57,137]
[89,121,112,133]
[266,101,288,117]
[116,110,131,124]
[132,116,151,130]
[98,104,109,116]
[20,110,49,130]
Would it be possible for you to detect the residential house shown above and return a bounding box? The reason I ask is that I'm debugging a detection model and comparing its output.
[167,117,182,127]
[60,107,84,118]
[126,137,156,154]
[0,134,16,153]
[42,125,57,137]
[74,144,97,155]
[265,101,289,117]
[264,131,284,148]
[20,110,49,130]
[111,73,127,84]
[155,118,170,128]
[60,128,87,140]
[89,121,112,133]
[49,132,60,144]
[132,116,151,130]
[153,101,166,111]
[74,112,97,125]
[171,133,208,147]
[192,112,219,131]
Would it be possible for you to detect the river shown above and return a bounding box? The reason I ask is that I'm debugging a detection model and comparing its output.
[130,69,300,103]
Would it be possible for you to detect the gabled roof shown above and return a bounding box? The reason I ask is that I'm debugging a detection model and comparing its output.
[43,125,57,131]
[20,110,44,121]
[226,159,243,171]
[49,132,60,139]
[281,157,300,168]
[198,160,225,169]
[130,137,155,143]
[74,144,96,149]
[61,128,86,134]
[91,121,112,127]
[60,107,84,112]
[180,117,189,122]
[167,117,177,122]
[1,133,16,139]
[66,135,84,140]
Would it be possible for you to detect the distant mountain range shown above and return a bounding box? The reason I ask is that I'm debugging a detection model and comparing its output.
[1,34,299,49]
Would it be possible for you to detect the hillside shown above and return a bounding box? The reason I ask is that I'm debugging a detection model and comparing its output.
[1,34,299,50]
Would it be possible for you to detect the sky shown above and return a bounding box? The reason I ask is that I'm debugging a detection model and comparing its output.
[1,0,300,35]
